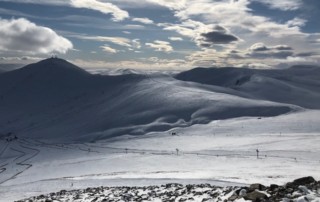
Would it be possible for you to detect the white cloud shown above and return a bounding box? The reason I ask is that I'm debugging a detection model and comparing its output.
[160,19,211,42]
[249,43,268,51]
[73,35,132,47]
[185,42,295,68]
[132,17,154,24]
[285,56,309,62]
[0,56,43,62]
[100,45,118,54]
[143,0,186,10]
[155,0,306,41]
[70,0,129,21]
[0,0,129,21]
[162,24,195,38]
[132,39,141,49]
[0,18,73,54]
[155,0,317,67]
[122,31,131,34]
[170,0,305,39]
[245,63,272,69]
[71,34,141,52]
[1,0,317,69]
[123,24,146,30]
[287,17,307,27]
[161,20,238,47]
[145,40,173,52]
[169,37,183,41]
[249,43,293,52]
[72,57,189,70]
[0,0,66,5]
[252,0,303,11]
[186,48,220,67]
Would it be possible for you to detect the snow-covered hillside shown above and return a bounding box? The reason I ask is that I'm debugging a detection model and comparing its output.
[0,59,319,201]
[0,58,296,142]
[175,66,320,109]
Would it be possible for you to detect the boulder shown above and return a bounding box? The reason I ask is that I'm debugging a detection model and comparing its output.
[228,193,238,201]
[236,187,248,195]
[285,182,295,189]
[249,183,266,192]
[293,176,315,186]
[244,190,268,202]
[269,184,279,191]
[239,189,247,197]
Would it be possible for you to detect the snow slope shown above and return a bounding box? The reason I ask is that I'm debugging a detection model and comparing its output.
[0,58,296,142]
[0,59,319,201]
[175,66,320,109]
[0,110,319,201]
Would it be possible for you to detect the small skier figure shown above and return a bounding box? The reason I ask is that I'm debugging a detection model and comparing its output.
[176,148,179,155]
[256,149,259,159]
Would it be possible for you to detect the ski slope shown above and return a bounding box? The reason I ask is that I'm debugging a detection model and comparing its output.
[0,59,319,201]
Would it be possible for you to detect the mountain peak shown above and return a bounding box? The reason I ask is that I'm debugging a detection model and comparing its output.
[31,57,85,70]
[38,57,69,64]
[0,58,91,90]
[18,57,90,77]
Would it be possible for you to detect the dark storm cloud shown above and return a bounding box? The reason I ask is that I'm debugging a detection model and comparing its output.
[248,43,294,59]
[250,43,269,51]
[295,52,319,57]
[248,43,294,58]
[250,43,293,52]
[201,31,238,45]
[274,45,293,51]
[200,26,238,46]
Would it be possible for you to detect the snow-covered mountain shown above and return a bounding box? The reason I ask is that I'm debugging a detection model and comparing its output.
[0,58,297,142]
[1,59,320,201]
[175,66,320,109]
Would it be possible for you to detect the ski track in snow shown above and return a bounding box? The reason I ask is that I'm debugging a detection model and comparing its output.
[0,140,40,185]
[0,113,320,201]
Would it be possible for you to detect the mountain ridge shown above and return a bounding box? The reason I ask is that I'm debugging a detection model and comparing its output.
[175,66,320,109]
[0,59,298,142]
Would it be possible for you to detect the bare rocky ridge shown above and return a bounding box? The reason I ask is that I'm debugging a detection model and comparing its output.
[16,177,320,202]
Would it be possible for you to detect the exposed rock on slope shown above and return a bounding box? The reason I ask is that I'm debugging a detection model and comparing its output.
[16,177,320,202]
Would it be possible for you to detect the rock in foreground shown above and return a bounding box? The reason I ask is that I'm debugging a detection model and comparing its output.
[16,177,320,202]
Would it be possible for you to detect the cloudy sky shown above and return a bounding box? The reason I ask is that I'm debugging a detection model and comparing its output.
[0,0,319,70]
